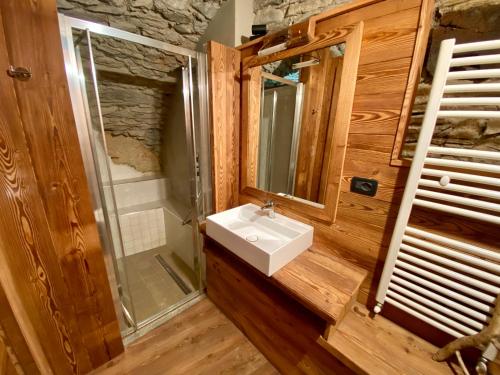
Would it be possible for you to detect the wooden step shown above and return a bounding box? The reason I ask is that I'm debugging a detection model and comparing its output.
[319,303,460,375]
[270,246,367,327]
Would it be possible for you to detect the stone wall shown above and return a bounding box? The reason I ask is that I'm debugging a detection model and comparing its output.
[253,0,500,158]
[403,0,500,158]
[58,0,225,50]
[58,0,226,174]
[253,0,349,31]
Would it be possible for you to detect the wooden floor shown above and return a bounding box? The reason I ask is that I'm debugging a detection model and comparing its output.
[91,298,278,375]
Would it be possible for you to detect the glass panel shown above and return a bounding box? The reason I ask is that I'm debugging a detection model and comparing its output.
[73,29,201,333]
[74,31,136,334]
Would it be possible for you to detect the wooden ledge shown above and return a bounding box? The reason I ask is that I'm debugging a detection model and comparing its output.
[319,303,460,375]
[203,231,367,326]
[270,247,367,326]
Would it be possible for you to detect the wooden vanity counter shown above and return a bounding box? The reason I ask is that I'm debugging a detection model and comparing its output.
[200,223,367,327]
[269,245,367,326]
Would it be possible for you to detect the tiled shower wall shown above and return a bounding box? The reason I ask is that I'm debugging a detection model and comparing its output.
[119,208,166,256]
[98,177,194,269]
[113,178,168,207]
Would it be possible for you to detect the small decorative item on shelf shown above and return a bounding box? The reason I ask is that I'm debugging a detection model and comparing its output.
[250,24,267,40]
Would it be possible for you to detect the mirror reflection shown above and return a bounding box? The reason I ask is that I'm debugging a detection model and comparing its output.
[256,43,345,205]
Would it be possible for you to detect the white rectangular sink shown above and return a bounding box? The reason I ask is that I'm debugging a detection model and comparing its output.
[206,203,313,276]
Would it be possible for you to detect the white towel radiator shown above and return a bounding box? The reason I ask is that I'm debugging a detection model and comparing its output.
[374,38,500,371]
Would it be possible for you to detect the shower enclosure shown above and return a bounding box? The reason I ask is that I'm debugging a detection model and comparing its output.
[58,15,209,337]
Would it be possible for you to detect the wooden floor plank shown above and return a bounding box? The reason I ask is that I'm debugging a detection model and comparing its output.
[91,298,277,375]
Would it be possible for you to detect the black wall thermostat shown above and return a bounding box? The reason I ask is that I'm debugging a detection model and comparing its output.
[350,177,378,197]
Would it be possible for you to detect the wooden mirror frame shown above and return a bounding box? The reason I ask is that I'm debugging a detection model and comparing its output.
[240,22,364,223]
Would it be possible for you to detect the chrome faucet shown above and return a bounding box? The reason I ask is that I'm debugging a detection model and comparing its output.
[261,199,275,218]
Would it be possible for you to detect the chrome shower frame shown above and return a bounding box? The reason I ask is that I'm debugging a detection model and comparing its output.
[58,14,209,338]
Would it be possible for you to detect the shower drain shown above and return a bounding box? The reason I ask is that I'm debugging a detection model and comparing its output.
[155,254,192,295]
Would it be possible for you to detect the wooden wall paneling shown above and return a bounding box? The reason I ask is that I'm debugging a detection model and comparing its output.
[205,241,355,375]
[348,134,397,156]
[319,190,404,303]
[207,41,241,212]
[0,285,38,374]
[343,3,422,189]
[332,0,433,304]
[337,192,398,233]
[350,92,406,135]
[391,0,434,166]
[343,147,391,166]
[0,0,124,372]
[240,66,261,189]
[355,57,412,97]
[314,0,421,36]
[357,6,420,65]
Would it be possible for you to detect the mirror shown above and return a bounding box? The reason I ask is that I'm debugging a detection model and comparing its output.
[241,23,362,222]
[254,43,345,206]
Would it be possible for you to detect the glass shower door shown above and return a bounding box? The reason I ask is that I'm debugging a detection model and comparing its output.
[74,30,136,333]
[61,18,204,337]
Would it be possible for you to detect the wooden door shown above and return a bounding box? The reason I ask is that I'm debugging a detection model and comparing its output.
[0,1,123,373]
